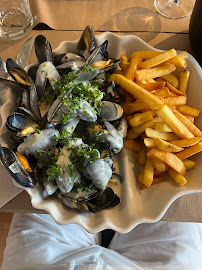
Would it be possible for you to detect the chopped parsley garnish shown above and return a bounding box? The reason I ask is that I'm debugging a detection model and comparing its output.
[60,113,72,124]
[47,164,61,180]
[66,164,76,178]
[53,129,70,142]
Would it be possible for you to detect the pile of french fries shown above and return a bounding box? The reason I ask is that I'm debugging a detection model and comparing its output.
[108,49,202,189]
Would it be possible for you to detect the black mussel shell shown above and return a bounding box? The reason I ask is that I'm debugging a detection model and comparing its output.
[35,35,53,63]
[6,112,38,132]
[77,25,96,56]
[0,147,35,188]
[6,58,32,86]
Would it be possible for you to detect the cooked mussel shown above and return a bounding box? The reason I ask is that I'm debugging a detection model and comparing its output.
[0,147,35,188]
[34,35,53,64]
[17,128,59,154]
[6,112,38,132]
[99,101,123,121]
[77,25,96,57]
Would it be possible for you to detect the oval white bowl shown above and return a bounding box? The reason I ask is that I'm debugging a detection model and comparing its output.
[4,32,202,233]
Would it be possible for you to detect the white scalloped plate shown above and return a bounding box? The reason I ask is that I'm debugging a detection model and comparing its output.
[4,32,202,233]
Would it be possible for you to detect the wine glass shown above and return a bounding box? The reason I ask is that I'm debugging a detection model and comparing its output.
[154,0,193,19]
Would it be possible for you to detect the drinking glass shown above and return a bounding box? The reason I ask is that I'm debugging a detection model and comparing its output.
[154,0,193,19]
[0,0,33,40]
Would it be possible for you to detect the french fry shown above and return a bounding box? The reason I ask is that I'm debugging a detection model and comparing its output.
[124,140,141,152]
[177,51,188,59]
[168,168,187,186]
[120,54,128,62]
[136,80,166,90]
[179,71,190,93]
[154,122,173,132]
[145,127,178,141]
[183,159,196,169]
[147,148,186,175]
[132,119,154,134]
[151,158,166,171]
[137,144,147,166]
[163,96,187,106]
[161,74,179,89]
[108,74,163,109]
[151,87,170,98]
[144,138,156,148]
[140,49,177,69]
[177,105,200,118]
[142,157,154,188]
[167,91,177,97]
[176,142,202,160]
[135,64,176,81]
[129,51,161,61]
[171,137,202,147]
[126,128,141,140]
[154,117,164,123]
[174,111,202,137]
[167,105,177,112]
[166,82,186,96]
[129,111,154,127]
[125,56,142,81]
[119,61,130,73]
[140,177,164,190]
[123,102,149,114]
[154,138,183,152]
[166,54,187,68]
[184,115,194,123]
[156,105,194,139]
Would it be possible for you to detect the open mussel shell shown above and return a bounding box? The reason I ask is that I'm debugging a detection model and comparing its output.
[56,191,92,212]
[99,101,123,121]
[16,107,38,123]
[54,54,66,66]
[57,187,119,213]
[105,194,120,209]
[96,59,120,74]
[61,53,85,64]
[21,90,31,111]
[17,128,59,155]
[27,65,38,82]
[87,40,108,65]
[0,78,29,91]
[42,178,58,198]
[34,35,53,63]
[56,60,86,71]
[74,68,99,84]
[6,58,32,86]
[0,147,35,188]
[77,25,96,56]
[86,158,113,190]
[6,112,38,132]
[63,186,98,203]
[30,84,41,121]
[86,187,119,213]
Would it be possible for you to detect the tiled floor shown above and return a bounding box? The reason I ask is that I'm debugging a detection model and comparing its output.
[0,213,13,267]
